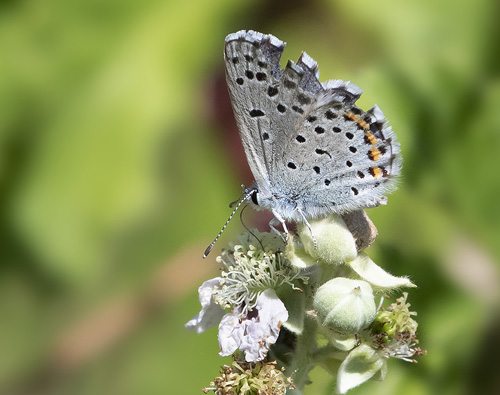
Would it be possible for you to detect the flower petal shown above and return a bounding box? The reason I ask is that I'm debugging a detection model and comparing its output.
[218,309,245,356]
[240,289,288,362]
[185,278,225,334]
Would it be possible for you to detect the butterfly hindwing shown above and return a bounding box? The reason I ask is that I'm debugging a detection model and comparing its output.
[276,91,401,215]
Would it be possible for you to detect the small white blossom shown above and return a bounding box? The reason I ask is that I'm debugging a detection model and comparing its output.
[185,231,305,363]
[213,231,307,315]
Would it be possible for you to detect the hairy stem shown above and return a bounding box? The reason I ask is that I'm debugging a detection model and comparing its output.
[288,315,319,390]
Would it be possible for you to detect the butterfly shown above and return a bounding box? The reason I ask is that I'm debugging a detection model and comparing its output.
[204,30,401,257]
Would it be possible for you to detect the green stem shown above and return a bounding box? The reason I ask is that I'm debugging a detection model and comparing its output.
[288,314,318,390]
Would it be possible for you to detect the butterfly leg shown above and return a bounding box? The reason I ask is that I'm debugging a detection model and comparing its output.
[270,209,289,243]
[297,208,317,250]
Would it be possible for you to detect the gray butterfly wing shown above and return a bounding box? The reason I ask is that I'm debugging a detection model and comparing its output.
[224,31,306,195]
[273,62,402,217]
[224,30,401,221]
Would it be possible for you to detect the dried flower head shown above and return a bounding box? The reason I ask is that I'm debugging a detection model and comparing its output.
[205,360,294,395]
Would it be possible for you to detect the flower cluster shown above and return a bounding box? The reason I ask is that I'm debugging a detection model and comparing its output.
[203,360,294,395]
[186,213,424,394]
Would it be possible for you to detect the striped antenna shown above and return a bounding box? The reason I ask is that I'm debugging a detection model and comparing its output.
[203,188,257,258]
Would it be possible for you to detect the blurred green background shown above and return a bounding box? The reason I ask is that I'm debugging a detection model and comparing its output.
[1,0,499,394]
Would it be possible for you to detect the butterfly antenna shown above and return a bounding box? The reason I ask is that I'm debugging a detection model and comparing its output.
[203,188,257,258]
[240,204,264,251]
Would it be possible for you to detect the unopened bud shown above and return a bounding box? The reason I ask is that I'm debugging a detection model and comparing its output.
[313,277,376,333]
[297,215,357,265]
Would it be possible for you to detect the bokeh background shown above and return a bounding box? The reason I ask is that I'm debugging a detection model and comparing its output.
[1,0,499,394]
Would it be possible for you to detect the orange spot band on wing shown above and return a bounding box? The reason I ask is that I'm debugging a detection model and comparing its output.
[364,132,377,145]
[345,112,360,121]
[369,166,382,178]
[369,147,381,161]
[357,119,370,130]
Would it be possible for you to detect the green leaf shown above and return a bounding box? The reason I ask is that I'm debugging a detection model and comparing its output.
[348,252,416,291]
[336,344,386,394]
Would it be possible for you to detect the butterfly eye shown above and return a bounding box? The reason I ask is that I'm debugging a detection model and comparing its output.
[251,191,259,205]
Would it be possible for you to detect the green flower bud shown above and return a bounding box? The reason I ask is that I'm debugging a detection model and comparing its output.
[314,278,376,333]
[297,214,357,265]
[370,292,419,345]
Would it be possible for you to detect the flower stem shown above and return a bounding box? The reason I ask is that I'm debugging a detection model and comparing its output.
[288,314,319,390]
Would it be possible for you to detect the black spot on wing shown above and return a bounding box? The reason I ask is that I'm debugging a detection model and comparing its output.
[249,109,265,117]
[267,86,279,97]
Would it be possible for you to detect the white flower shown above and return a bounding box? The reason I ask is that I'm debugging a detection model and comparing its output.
[219,289,288,362]
[185,231,306,362]
[185,278,226,334]
[213,231,307,314]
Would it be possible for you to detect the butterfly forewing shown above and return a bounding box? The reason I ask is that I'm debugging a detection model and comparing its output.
[224,31,292,192]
